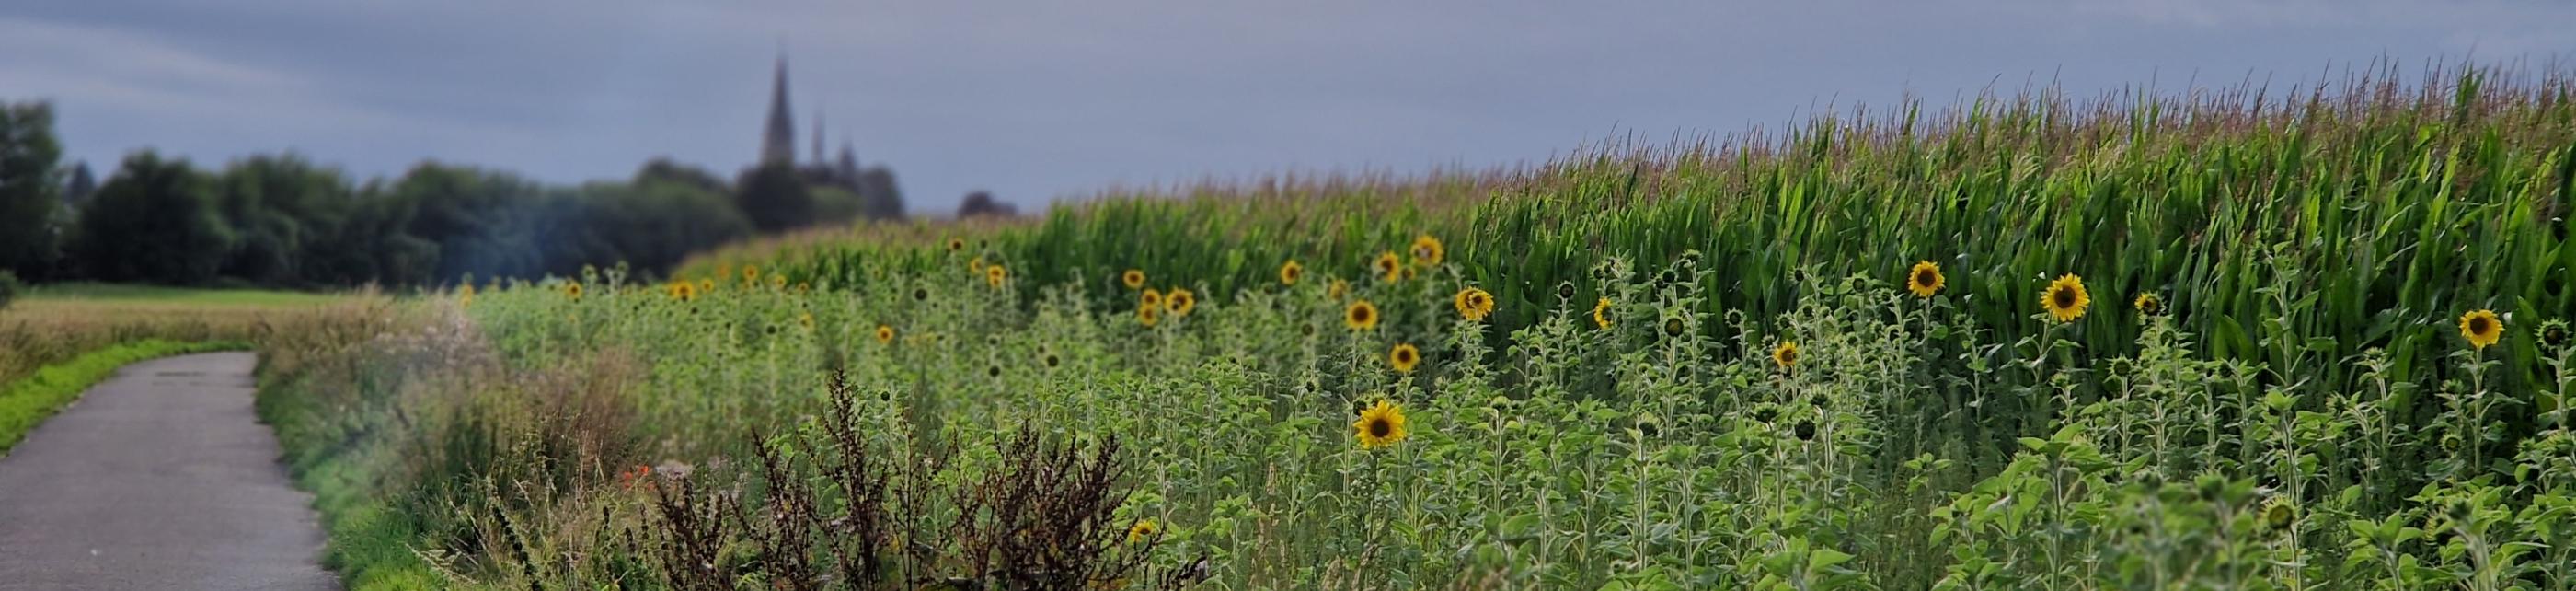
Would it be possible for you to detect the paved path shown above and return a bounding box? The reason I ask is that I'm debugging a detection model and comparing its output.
[0,353,336,590]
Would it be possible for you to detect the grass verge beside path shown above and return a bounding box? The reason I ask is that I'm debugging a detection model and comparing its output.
[0,340,247,456]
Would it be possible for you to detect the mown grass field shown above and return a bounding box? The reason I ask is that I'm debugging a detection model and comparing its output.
[260,67,2573,590]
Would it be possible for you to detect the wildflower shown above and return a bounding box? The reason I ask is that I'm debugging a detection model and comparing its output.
[985,264,1007,288]
[1279,260,1303,285]
[1453,287,1495,321]
[1906,261,1944,297]
[2042,273,2090,323]
[1127,519,1158,544]
[1328,279,1350,301]
[1352,400,1409,449]
[1345,300,1380,330]
[2133,293,2163,316]
[2460,309,2503,350]
[1374,251,1402,283]
[1166,288,1196,317]
[1141,288,1164,310]
[1121,269,1146,290]
[1773,342,1799,368]
[1410,234,1444,266]
[875,324,895,344]
[1387,343,1421,373]
[1139,305,1160,328]
[1592,297,1614,329]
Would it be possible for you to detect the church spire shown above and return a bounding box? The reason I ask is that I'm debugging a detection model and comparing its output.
[811,108,826,164]
[760,53,796,166]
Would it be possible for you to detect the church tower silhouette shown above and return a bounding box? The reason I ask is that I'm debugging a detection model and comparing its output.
[760,54,796,166]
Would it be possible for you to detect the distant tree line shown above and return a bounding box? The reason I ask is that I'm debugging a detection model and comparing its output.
[0,100,905,289]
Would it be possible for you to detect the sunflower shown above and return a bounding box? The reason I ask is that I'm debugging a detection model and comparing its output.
[1345,299,1380,330]
[2261,496,2297,531]
[699,279,716,295]
[1793,418,1817,441]
[1138,305,1160,328]
[911,286,930,302]
[1387,343,1421,373]
[671,281,696,302]
[1121,269,1146,290]
[1662,316,1686,339]
[742,265,760,284]
[874,324,895,344]
[2460,309,2503,350]
[969,255,986,273]
[1352,400,1409,449]
[2133,293,2164,316]
[1166,288,1196,317]
[459,284,477,307]
[799,312,815,330]
[1453,287,1495,321]
[1328,279,1350,301]
[1374,251,1402,283]
[1906,261,1945,297]
[1127,519,1158,544]
[1773,342,1800,368]
[1042,351,1062,369]
[1141,288,1164,310]
[2542,319,2570,349]
[946,238,964,252]
[794,282,810,294]
[1279,260,1304,285]
[563,282,583,300]
[2042,274,2090,323]
[1410,234,1444,266]
[770,275,787,290]
[1592,297,1615,329]
[985,264,1007,288]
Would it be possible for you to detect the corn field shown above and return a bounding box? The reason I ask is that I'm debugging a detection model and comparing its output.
[259,65,2576,590]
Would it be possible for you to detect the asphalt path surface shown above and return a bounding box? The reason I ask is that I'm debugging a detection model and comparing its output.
[0,352,336,590]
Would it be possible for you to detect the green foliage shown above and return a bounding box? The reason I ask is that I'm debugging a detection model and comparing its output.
[0,340,246,456]
[70,152,234,284]
[0,101,63,277]
[0,270,18,310]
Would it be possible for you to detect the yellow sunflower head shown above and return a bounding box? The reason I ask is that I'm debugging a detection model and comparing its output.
[1454,287,1495,321]
[1328,278,1350,301]
[1138,304,1161,327]
[1140,288,1164,309]
[1167,288,1196,316]
[2042,273,2090,323]
[563,282,582,300]
[1374,250,1402,282]
[1352,400,1409,449]
[742,264,760,284]
[947,238,964,252]
[1410,234,1444,266]
[1388,342,1421,373]
[699,278,716,295]
[1279,260,1304,285]
[799,312,815,330]
[1127,519,1158,544]
[1121,269,1146,290]
[2134,293,2164,316]
[459,284,476,307]
[770,274,787,290]
[2460,309,2503,350]
[969,255,987,273]
[672,281,696,302]
[1773,341,1800,369]
[874,324,895,344]
[1906,261,1944,297]
[1592,297,1615,329]
[985,264,1007,288]
[1345,299,1380,330]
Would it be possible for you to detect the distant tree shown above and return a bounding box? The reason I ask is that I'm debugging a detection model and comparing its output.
[70,152,234,284]
[214,155,351,285]
[0,102,63,279]
[857,166,903,220]
[956,191,1017,218]
[735,161,813,233]
[636,157,728,194]
[810,185,865,225]
[581,179,753,276]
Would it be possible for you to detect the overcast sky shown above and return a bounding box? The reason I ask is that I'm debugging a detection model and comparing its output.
[5,1,2571,214]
